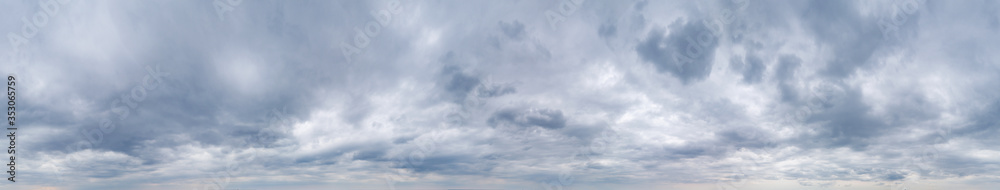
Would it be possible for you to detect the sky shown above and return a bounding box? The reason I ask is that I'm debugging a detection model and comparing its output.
[1,0,1000,189]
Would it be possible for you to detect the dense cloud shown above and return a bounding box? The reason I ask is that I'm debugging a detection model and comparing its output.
[636,17,720,84]
[2,0,1000,190]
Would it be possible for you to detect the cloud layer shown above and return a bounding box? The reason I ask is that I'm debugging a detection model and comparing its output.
[2,0,1000,189]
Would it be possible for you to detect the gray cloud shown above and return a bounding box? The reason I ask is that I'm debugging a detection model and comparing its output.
[636,17,720,84]
[488,108,567,130]
[731,53,765,84]
[4,0,1000,189]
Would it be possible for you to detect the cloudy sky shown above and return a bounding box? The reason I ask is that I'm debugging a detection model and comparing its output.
[2,0,1000,189]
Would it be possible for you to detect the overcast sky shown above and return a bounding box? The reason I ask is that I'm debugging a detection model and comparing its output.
[2,0,1000,189]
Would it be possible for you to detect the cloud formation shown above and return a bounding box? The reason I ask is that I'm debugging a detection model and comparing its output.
[2,0,1000,190]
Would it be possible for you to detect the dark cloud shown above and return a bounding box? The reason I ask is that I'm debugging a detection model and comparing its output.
[802,83,888,150]
[440,65,482,104]
[775,55,802,103]
[351,149,387,161]
[487,108,567,130]
[954,100,1000,139]
[499,20,526,40]
[714,128,775,149]
[598,22,617,39]
[476,82,517,98]
[731,54,765,84]
[636,18,720,84]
